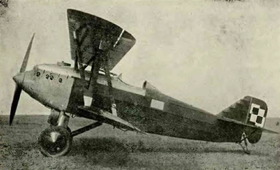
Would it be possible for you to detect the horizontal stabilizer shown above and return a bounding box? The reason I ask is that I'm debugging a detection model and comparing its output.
[217,116,279,134]
[78,106,141,132]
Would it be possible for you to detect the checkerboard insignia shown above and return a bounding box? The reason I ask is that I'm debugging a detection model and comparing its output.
[248,103,266,127]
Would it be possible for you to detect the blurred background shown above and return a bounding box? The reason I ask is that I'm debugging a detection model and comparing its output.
[0,0,280,118]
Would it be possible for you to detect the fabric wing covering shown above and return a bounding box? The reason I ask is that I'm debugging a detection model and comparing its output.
[67,9,136,70]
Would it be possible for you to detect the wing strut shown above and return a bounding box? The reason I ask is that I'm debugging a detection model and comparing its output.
[89,39,118,116]
[104,52,117,116]
[72,25,90,79]
[72,21,124,116]
[88,37,120,116]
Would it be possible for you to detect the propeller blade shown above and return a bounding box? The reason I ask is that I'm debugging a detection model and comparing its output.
[10,85,22,125]
[10,34,35,125]
[20,33,35,73]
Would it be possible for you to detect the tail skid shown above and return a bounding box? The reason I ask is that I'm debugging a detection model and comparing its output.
[237,129,261,154]
[238,132,250,154]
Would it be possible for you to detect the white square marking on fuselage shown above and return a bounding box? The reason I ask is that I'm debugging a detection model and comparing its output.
[150,99,164,110]
[84,95,93,106]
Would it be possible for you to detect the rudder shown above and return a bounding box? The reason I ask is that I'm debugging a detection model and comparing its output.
[246,97,267,128]
[218,96,268,128]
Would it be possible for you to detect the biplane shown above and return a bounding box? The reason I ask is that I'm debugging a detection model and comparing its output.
[10,9,278,157]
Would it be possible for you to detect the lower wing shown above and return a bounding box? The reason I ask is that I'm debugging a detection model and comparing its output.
[77,106,142,133]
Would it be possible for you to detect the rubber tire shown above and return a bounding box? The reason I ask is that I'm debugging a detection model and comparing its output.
[38,126,72,157]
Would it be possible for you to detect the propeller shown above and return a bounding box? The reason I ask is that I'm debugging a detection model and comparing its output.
[10,34,35,125]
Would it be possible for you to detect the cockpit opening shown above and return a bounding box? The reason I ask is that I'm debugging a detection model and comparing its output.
[142,81,159,91]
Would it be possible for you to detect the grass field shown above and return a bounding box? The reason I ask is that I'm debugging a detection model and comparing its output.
[0,115,279,170]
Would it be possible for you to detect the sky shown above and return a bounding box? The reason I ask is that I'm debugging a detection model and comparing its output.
[0,0,280,117]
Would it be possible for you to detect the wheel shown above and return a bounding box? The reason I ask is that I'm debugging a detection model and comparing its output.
[38,126,72,157]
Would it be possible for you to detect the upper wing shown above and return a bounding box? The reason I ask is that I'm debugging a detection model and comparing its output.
[67,9,136,70]
[78,106,142,133]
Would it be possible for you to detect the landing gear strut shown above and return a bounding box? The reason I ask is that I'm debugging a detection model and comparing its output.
[238,132,250,154]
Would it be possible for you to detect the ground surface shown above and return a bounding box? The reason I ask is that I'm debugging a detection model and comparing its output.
[0,115,279,170]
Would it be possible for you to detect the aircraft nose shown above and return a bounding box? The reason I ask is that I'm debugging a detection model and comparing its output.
[13,72,25,86]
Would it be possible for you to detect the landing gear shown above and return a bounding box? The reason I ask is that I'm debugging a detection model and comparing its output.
[38,126,72,157]
[38,110,103,157]
[39,111,72,157]
[238,132,250,154]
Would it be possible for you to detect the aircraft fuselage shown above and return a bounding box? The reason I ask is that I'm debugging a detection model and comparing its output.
[14,64,244,143]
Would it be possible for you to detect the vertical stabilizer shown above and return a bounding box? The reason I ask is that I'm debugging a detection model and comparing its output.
[218,96,268,128]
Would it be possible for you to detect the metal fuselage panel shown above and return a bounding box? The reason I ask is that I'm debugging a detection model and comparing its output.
[20,67,74,111]
[23,64,243,143]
